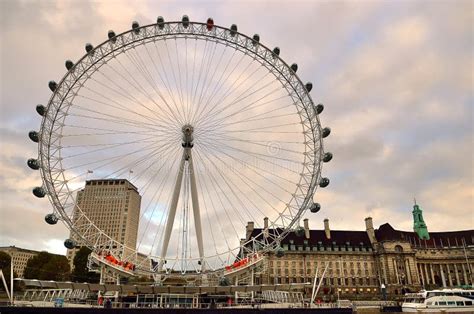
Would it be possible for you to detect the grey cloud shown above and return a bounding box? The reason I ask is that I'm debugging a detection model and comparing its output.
[0,205,69,254]
[0,0,472,258]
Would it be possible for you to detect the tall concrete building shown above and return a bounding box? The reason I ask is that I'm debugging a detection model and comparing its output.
[67,179,141,267]
[0,246,39,278]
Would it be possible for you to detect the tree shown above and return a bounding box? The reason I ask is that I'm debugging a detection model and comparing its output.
[0,251,12,292]
[43,255,71,281]
[24,251,70,281]
[72,247,99,283]
[0,251,19,291]
[0,251,11,272]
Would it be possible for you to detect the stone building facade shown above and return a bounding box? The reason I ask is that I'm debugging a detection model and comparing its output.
[244,204,473,298]
[0,246,39,278]
[375,222,473,291]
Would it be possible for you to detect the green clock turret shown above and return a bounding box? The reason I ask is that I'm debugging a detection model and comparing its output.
[413,199,430,240]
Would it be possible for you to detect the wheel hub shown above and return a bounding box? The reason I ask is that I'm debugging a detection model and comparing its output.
[182,124,194,148]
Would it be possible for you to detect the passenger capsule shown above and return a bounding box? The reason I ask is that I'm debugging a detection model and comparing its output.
[28,131,39,143]
[314,103,324,115]
[27,158,40,170]
[323,152,333,163]
[305,82,313,92]
[64,239,76,249]
[182,15,190,28]
[85,43,93,54]
[108,30,117,43]
[65,60,74,70]
[132,21,140,34]
[33,187,46,198]
[252,34,260,45]
[322,127,331,138]
[275,247,285,258]
[290,63,298,73]
[310,202,321,213]
[36,104,46,116]
[319,177,330,188]
[273,47,280,56]
[157,16,165,29]
[295,226,305,237]
[206,18,214,31]
[45,213,58,225]
[48,81,57,92]
[230,24,238,36]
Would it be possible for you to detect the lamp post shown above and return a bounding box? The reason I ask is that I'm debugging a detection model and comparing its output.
[381,283,387,301]
[10,256,13,305]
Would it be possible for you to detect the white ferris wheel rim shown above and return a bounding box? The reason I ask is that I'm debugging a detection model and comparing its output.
[36,19,325,274]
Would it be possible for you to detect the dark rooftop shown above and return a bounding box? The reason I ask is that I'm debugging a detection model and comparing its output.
[375,223,474,248]
[249,228,372,248]
[247,222,474,251]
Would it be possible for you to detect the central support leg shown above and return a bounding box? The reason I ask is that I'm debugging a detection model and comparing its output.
[159,124,205,273]
[159,151,186,271]
[188,151,205,271]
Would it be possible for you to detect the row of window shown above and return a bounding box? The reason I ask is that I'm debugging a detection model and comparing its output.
[87,180,127,186]
[271,260,374,269]
[280,244,373,252]
[87,213,125,218]
[270,268,370,277]
[82,200,127,205]
[427,301,473,306]
[427,291,473,297]
[267,277,379,286]
[274,254,373,261]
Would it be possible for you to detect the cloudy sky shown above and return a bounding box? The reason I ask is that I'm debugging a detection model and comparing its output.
[0,0,472,256]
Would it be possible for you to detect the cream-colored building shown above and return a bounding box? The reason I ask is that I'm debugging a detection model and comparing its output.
[242,205,473,299]
[0,246,39,278]
[67,179,141,267]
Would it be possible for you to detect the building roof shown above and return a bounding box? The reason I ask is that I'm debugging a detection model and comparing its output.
[84,178,138,192]
[249,228,372,248]
[375,223,474,248]
[0,245,66,256]
[248,222,474,250]
[0,245,42,254]
[289,229,371,247]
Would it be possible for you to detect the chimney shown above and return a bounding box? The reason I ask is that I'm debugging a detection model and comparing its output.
[324,218,331,239]
[264,217,269,239]
[304,218,310,239]
[365,217,377,244]
[246,221,254,240]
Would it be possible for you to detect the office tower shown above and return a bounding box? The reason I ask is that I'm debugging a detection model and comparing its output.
[67,179,141,268]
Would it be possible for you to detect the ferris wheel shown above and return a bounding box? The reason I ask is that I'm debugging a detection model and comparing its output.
[27,16,332,276]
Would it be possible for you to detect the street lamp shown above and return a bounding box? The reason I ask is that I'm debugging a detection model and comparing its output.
[381,283,387,301]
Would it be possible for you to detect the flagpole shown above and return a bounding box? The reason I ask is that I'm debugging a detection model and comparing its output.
[10,257,13,305]
[86,170,93,180]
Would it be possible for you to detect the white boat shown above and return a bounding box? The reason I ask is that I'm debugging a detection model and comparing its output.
[402,289,474,312]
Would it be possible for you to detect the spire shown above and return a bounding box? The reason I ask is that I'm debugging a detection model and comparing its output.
[412,200,430,240]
